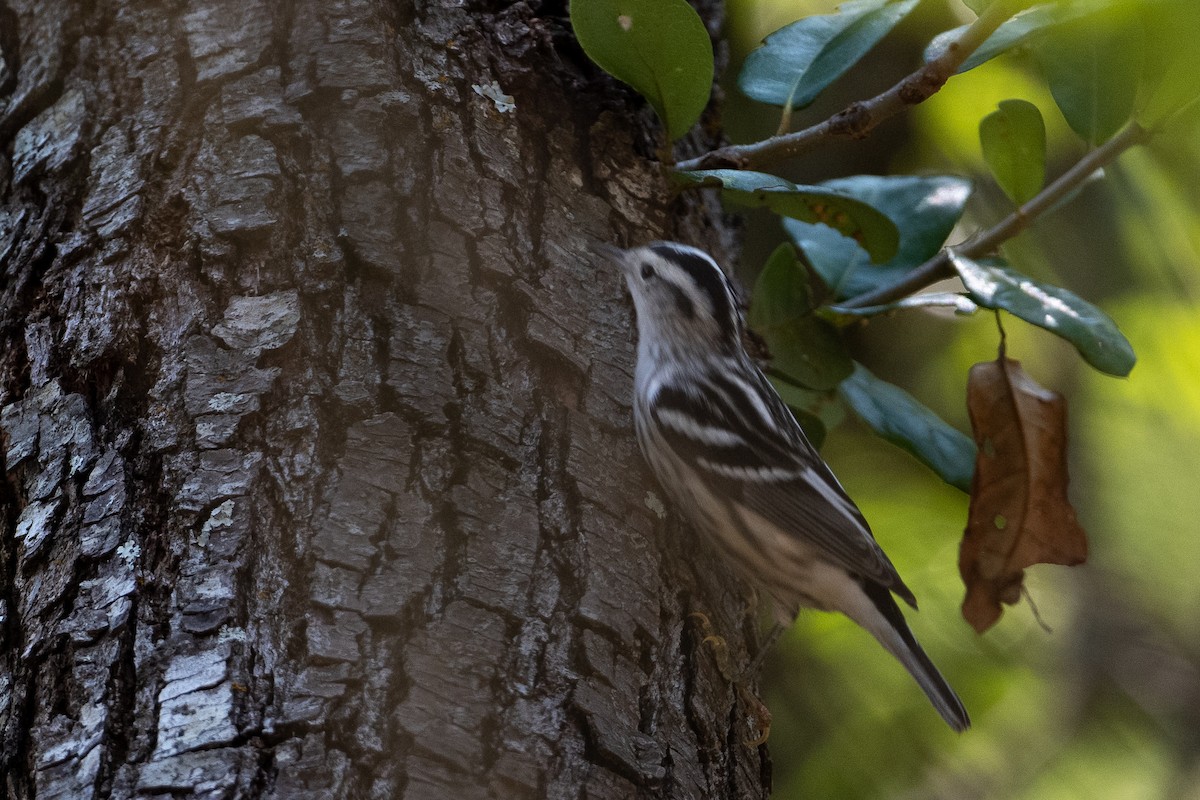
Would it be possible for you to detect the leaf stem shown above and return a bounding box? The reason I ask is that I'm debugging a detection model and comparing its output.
[994,310,1007,359]
[841,119,1152,309]
[675,0,1025,172]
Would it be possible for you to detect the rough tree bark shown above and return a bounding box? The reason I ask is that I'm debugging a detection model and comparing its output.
[0,1,770,798]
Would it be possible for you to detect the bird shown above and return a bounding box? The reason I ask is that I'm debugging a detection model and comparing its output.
[603,240,969,732]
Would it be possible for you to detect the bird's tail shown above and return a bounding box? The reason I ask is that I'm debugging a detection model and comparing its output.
[853,580,971,732]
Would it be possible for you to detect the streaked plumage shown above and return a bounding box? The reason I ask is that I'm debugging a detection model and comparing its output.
[607,240,969,732]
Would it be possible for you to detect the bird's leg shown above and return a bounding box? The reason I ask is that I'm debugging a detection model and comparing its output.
[738,685,773,747]
[688,611,735,681]
[689,610,784,747]
[741,621,786,680]
[733,621,786,745]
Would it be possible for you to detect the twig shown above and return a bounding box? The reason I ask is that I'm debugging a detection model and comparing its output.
[675,0,1025,172]
[841,120,1152,309]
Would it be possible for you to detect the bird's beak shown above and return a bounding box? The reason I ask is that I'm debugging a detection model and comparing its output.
[594,242,629,273]
[595,241,624,262]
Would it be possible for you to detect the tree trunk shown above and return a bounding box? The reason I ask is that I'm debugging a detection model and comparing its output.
[0,0,768,798]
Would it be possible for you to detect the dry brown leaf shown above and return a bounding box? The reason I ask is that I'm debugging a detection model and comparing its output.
[960,357,1088,633]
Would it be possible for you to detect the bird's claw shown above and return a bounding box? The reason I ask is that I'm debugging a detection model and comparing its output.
[739,685,772,746]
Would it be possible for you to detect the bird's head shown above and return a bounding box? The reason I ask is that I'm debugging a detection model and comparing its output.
[602,241,744,358]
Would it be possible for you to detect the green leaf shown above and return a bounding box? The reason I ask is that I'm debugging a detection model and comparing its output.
[768,376,842,449]
[748,243,854,390]
[950,252,1137,376]
[783,175,972,300]
[1134,0,1200,127]
[925,1,1108,74]
[979,99,1046,205]
[739,0,919,110]
[754,311,852,392]
[839,363,976,492]
[570,0,714,140]
[1034,7,1142,145]
[749,243,815,322]
[675,169,899,263]
[768,376,844,450]
[827,292,980,318]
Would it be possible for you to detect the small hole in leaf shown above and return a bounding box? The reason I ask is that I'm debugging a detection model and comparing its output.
[994,514,1007,530]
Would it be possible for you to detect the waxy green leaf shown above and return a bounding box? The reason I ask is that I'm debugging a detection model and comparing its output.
[1034,9,1142,145]
[839,363,976,492]
[739,0,919,110]
[784,175,972,300]
[676,169,899,263]
[768,377,842,449]
[571,0,714,140]
[950,252,1136,376]
[748,243,854,391]
[925,0,1109,74]
[749,243,815,323]
[828,292,981,318]
[980,99,1046,205]
[1137,0,1200,126]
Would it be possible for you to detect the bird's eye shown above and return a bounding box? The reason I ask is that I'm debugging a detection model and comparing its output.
[640,263,656,280]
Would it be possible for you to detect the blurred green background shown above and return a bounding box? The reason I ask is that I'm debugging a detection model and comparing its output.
[721,1,1200,797]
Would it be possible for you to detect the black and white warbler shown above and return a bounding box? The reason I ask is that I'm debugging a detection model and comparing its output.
[606,240,969,732]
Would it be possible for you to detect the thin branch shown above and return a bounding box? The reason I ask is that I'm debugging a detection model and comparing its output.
[841,120,1153,309]
[676,0,1025,173]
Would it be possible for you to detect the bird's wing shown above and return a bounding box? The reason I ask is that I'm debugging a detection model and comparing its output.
[649,363,915,605]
